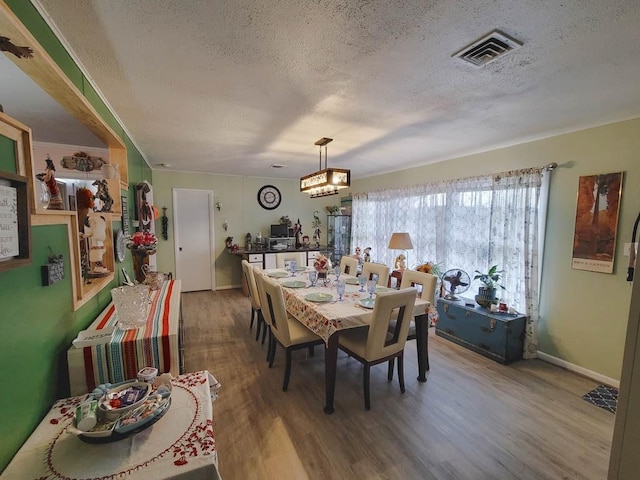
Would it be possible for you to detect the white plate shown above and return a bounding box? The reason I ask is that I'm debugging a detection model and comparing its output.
[359,298,375,309]
[282,280,306,288]
[267,271,289,278]
[304,292,333,302]
[345,277,359,285]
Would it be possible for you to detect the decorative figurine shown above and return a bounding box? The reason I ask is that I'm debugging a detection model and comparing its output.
[245,233,252,251]
[225,236,234,249]
[294,218,303,248]
[353,246,362,263]
[92,179,114,213]
[312,211,321,248]
[35,156,64,210]
[394,254,407,270]
[363,247,372,262]
[83,212,109,276]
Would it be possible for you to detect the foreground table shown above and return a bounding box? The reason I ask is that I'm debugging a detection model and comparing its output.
[67,280,183,395]
[267,270,430,414]
[1,370,220,480]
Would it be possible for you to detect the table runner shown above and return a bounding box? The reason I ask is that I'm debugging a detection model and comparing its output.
[1,370,220,480]
[68,280,181,395]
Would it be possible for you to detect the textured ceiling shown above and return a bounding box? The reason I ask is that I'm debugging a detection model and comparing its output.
[11,1,640,179]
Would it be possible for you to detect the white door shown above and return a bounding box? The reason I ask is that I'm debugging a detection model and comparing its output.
[173,188,214,291]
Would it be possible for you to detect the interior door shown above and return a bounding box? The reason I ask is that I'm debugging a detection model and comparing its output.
[173,188,214,291]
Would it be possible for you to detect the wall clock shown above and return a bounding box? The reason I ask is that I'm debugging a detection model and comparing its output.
[257,185,281,210]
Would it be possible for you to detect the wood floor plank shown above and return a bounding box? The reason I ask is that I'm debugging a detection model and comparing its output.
[182,289,614,480]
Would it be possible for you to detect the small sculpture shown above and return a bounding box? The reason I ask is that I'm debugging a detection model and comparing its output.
[35,156,63,210]
[92,180,114,213]
[0,35,33,59]
[312,211,321,248]
[83,213,109,275]
[225,236,233,249]
[353,246,362,264]
[394,254,406,270]
[363,247,372,262]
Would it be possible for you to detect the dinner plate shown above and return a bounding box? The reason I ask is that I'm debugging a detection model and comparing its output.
[305,292,333,303]
[296,266,308,272]
[345,277,359,285]
[267,271,289,278]
[282,280,306,288]
[359,298,375,309]
[376,286,392,293]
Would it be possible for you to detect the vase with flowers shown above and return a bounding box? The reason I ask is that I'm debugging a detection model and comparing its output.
[313,254,332,286]
[126,231,158,283]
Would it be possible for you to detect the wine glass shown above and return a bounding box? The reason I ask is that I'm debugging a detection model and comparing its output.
[367,279,377,299]
[333,265,341,282]
[336,279,346,301]
[308,270,318,287]
[289,259,297,277]
[358,275,366,292]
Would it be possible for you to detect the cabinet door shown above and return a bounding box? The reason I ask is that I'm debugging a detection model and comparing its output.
[264,253,277,270]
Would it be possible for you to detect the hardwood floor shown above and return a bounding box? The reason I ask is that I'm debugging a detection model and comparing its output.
[182,289,614,480]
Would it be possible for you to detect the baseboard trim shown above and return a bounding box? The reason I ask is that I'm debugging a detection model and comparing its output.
[537,351,620,388]
[215,284,241,290]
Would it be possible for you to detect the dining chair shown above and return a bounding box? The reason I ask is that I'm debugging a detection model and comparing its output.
[387,269,438,375]
[253,267,273,360]
[339,256,359,276]
[275,252,307,270]
[338,288,417,410]
[241,260,265,342]
[256,274,324,391]
[362,262,390,286]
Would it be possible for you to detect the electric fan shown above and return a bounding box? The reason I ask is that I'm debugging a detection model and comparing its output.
[441,269,471,300]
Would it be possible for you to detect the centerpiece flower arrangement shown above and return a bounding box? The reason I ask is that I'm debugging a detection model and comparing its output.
[415,261,442,278]
[126,231,158,255]
[313,254,331,273]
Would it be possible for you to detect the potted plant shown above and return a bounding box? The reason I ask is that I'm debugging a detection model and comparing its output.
[473,265,505,307]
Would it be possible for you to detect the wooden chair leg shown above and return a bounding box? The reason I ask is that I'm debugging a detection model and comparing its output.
[250,307,255,329]
[261,320,268,345]
[266,328,273,362]
[255,313,263,341]
[398,353,405,394]
[364,364,371,410]
[269,337,277,367]
[387,358,395,381]
[283,349,292,391]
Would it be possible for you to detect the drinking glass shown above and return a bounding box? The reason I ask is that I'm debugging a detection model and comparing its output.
[336,279,346,301]
[367,279,377,299]
[308,270,318,287]
[358,275,366,292]
[289,259,297,277]
[333,265,341,282]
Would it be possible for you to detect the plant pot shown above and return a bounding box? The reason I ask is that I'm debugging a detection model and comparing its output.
[475,286,497,308]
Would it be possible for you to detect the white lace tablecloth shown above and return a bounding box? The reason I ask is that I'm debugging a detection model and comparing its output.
[1,371,221,480]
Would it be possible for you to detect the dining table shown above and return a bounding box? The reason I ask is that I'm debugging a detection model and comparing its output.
[265,268,431,414]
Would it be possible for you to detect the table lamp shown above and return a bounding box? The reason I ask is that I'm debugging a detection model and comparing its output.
[388,232,413,270]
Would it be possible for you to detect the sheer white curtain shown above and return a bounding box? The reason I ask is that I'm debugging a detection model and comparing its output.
[352,167,546,358]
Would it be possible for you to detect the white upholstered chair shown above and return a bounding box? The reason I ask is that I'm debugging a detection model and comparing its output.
[252,267,273,360]
[255,274,324,391]
[275,252,307,270]
[339,256,359,276]
[241,260,265,341]
[387,269,438,375]
[338,288,417,410]
[361,262,390,287]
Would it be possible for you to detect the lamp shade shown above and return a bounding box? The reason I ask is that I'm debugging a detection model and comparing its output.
[387,232,413,250]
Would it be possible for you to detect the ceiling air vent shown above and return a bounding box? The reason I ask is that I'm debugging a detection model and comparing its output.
[452,29,522,67]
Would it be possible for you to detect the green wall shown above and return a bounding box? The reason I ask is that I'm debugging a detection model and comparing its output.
[0,1,151,471]
[353,118,640,382]
[152,171,332,287]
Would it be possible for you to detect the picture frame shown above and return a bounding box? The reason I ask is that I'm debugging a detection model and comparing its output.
[0,170,32,272]
[571,171,623,273]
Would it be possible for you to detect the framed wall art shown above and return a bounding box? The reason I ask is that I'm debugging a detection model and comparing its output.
[571,171,623,273]
[0,170,31,272]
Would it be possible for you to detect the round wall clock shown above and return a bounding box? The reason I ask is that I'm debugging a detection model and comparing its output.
[257,185,281,210]
[114,229,125,262]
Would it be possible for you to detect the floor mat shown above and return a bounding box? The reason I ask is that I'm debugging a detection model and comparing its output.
[583,384,618,414]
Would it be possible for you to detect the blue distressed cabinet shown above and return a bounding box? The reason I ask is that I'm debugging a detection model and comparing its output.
[435,298,526,364]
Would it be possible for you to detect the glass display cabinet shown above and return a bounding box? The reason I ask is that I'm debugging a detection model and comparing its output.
[327,214,351,265]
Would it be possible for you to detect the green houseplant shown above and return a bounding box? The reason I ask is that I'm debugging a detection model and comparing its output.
[473,265,505,307]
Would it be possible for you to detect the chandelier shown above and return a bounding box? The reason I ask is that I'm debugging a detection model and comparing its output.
[300,137,350,198]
